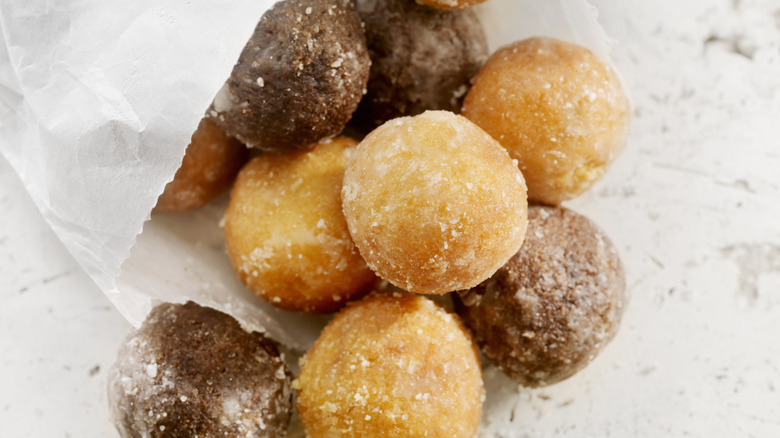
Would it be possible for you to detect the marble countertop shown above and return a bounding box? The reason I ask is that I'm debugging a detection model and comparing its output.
[2,0,779,436]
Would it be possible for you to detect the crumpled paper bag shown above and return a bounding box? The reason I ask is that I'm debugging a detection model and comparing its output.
[0,0,612,431]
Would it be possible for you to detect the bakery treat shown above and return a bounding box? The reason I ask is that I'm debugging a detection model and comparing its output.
[154,118,248,213]
[208,0,370,151]
[342,111,528,294]
[453,205,625,387]
[416,0,488,10]
[294,292,483,438]
[352,0,487,131]
[107,302,292,437]
[462,37,630,205]
[224,137,377,313]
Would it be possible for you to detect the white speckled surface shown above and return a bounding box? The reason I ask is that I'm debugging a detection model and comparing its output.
[2,0,780,436]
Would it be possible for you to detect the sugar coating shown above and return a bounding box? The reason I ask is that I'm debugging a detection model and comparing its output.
[462,37,630,205]
[294,293,483,438]
[453,205,626,387]
[351,0,487,131]
[224,137,377,313]
[208,0,370,151]
[415,0,488,10]
[155,118,248,213]
[342,111,528,294]
[107,302,292,438]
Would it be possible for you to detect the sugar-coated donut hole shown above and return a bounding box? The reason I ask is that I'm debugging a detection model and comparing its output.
[294,293,484,438]
[351,0,488,131]
[462,37,630,205]
[224,137,377,313]
[154,118,247,213]
[342,110,528,294]
[453,205,626,387]
[209,0,370,151]
[107,302,292,438]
